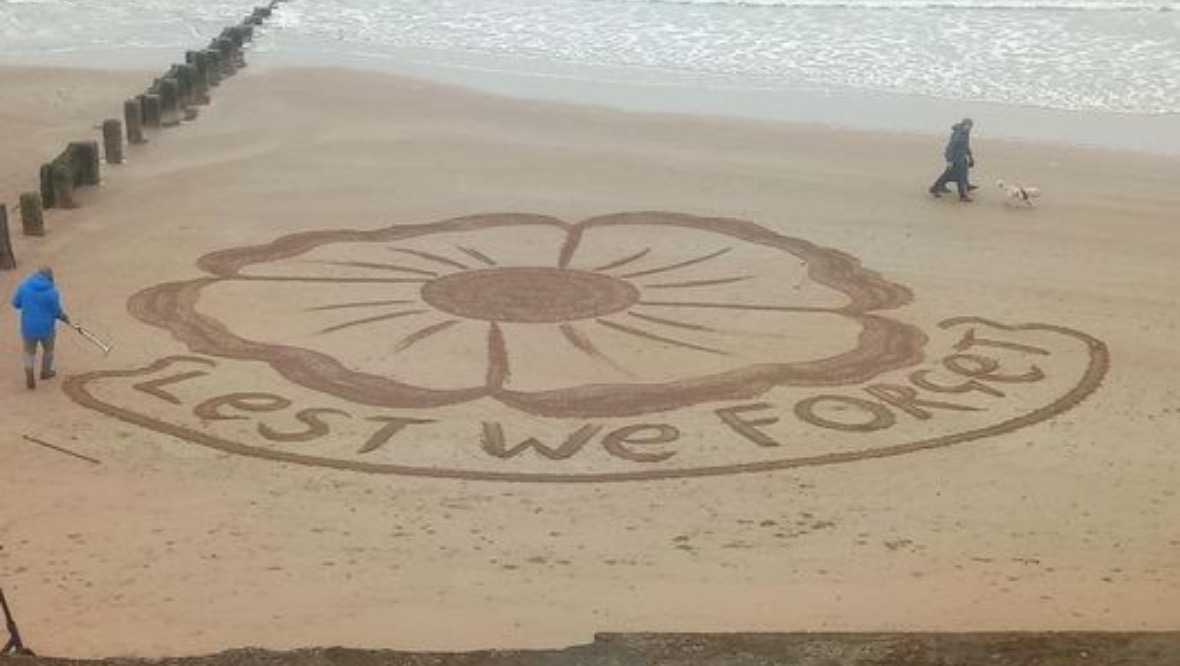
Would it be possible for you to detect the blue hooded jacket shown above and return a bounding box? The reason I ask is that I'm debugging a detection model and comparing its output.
[12,271,65,339]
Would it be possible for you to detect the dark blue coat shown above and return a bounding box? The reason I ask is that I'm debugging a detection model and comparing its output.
[944,123,974,164]
[12,272,65,339]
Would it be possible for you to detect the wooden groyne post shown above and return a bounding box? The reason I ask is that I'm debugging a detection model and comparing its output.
[247,6,271,25]
[103,119,124,164]
[172,65,192,109]
[49,162,77,209]
[0,204,15,271]
[186,50,212,102]
[38,164,54,209]
[125,98,145,144]
[142,93,162,128]
[70,141,101,186]
[39,141,98,210]
[219,26,248,68]
[203,49,223,86]
[158,77,181,126]
[175,64,200,120]
[234,24,254,45]
[215,37,238,76]
[13,0,290,237]
[19,193,44,237]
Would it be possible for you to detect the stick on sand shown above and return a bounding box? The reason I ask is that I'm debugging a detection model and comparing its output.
[20,435,102,465]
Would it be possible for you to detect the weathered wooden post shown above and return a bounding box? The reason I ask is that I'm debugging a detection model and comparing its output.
[234,28,249,67]
[186,50,211,102]
[225,28,245,64]
[172,67,187,106]
[223,26,244,47]
[215,37,237,76]
[69,141,101,185]
[178,65,195,106]
[124,98,145,144]
[19,192,44,237]
[170,65,188,108]
[221,27,248,68]
[0,204,16,271]
[198,50,212,88]
[186,51,203,83]
[142,93,162,128]
[210,39,224,67]
[203,49,222,86]
[50,162,76,209]
[178,64,200,119]
[102,119,124,164]
[159,78,181,126]
[39,164,55,209]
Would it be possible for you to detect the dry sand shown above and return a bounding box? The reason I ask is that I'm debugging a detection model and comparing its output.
[0,64,1178,658]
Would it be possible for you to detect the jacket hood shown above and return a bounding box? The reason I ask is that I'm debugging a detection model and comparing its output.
[25,273,55,292]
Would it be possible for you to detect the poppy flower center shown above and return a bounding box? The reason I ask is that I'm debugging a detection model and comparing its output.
[421,267,640,323]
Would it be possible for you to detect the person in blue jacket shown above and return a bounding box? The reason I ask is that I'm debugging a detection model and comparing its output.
[929,118,977,202]
[11,266,70,389]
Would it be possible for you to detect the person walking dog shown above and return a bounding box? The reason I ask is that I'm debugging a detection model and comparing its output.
[11,266,70,389]
[930,118,977,202]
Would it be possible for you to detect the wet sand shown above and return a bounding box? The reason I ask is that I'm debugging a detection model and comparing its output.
[0,64,1178,658]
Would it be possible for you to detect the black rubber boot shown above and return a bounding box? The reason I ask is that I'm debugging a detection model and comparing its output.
[26,368,36,390]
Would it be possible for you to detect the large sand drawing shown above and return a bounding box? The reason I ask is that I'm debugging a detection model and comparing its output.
[123,212,927,417]
[65,212,1108,481]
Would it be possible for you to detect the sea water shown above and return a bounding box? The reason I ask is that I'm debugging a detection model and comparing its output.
[1,0,1177,147]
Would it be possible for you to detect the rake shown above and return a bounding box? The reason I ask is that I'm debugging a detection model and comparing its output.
[70,322,113,355]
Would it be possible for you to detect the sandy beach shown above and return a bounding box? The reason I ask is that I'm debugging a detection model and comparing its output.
[1,63,1178,658]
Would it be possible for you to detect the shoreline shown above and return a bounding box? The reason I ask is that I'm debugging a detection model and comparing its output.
[3,44,1179,157]
[2,59,1176,224]
[254,46,1180,156]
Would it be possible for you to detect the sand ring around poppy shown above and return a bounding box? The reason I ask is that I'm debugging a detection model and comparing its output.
[62,317,1108,483]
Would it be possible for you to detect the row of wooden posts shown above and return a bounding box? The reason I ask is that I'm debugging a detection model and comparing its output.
[0,0,288,271]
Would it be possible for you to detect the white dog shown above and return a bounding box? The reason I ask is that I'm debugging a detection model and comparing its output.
[996,179,1041,206]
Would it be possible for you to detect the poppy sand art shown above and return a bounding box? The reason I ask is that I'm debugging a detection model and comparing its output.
[124,212,929,417]
[67,212,1107,482]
